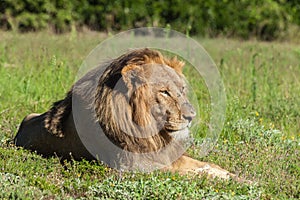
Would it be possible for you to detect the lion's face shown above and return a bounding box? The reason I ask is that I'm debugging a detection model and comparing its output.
[121,62,196,142]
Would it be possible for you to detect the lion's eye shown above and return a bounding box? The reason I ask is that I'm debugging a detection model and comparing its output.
[160,90,171,97]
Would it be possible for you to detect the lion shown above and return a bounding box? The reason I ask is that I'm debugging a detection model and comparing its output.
[14,48,240,181]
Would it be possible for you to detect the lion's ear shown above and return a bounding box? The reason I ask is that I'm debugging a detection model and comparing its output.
[121,64,147,90]
[121,64,140,76]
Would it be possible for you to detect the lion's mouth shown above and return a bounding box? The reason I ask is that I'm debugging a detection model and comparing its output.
[164,121,191,132]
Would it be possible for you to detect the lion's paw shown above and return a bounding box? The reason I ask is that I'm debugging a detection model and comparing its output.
[194,164,232,180]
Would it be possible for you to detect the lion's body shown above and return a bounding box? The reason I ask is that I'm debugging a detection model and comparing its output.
[15,112,94,160]
[15,49,240,180]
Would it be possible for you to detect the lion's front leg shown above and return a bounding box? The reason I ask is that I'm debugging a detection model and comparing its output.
[164,155,238,181]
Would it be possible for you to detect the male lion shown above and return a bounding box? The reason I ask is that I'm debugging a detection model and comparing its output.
[15,48,238,180]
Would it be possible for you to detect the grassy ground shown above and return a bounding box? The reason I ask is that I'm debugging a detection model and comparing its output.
[0,31,299,199]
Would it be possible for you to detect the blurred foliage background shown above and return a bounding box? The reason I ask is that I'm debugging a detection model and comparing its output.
[0,0,300,40]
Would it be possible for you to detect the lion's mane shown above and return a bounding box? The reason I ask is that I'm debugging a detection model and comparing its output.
[44,48,185,155]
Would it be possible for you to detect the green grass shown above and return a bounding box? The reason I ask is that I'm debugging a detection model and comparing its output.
[0,31,299,199]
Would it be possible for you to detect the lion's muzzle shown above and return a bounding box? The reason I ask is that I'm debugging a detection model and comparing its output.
[181,102,196,122]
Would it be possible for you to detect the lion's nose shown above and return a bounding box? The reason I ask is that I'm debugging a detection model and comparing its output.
[181,102,196,121]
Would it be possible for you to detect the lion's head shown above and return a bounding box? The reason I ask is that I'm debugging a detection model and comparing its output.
[94,48,196,153]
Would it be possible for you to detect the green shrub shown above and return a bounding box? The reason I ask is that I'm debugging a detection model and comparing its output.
[0,0,298,40]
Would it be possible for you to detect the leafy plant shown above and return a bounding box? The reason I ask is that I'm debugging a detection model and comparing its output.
[0,0,298,40]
